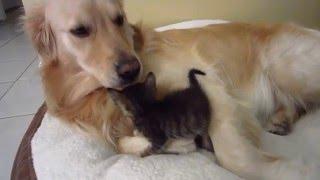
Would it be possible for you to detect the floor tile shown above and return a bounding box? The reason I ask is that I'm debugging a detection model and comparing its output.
[0,61,31,83]
[0,115,33,180]
[0,7,24,45]
[0,25,20,47]
[0,79,44,118]
[0,34,36,63]
[0,8,36,180]
[0,83,12,98]
[19,59,40,81]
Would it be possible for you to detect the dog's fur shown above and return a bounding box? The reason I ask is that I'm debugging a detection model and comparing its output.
[24,0,320,179]
[109,70,213,155]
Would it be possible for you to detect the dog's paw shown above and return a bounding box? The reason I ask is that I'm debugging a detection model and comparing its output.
[266,107,295,136]
[266,120,291,136]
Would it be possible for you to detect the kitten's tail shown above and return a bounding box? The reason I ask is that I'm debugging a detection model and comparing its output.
[189,69,206,88]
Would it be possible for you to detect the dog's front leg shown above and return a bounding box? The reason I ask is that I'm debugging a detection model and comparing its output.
[199,76,317,180]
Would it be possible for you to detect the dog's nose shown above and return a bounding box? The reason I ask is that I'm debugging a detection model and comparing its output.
[116,56,141,83]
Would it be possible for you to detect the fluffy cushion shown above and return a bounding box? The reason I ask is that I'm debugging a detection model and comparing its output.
[31,20,320,180]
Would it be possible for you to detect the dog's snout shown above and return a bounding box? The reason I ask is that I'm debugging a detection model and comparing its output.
[116,56,141,83]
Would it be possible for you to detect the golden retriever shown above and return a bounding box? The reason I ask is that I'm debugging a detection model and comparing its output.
[24,0,320,179]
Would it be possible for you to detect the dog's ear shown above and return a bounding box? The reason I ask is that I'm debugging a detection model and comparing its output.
[131,24,144,52]
[24,5,57,62]
[118,0,124,7]
[144,72,156,100]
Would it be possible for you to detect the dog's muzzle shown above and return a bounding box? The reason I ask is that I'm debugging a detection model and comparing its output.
[116,55,141,85]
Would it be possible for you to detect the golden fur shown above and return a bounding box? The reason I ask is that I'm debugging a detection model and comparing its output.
[24,1,136,147]
[24,0,320,179]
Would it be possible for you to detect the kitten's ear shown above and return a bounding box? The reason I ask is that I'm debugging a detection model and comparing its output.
[144,72,156,99]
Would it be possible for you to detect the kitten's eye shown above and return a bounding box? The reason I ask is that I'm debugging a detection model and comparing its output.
[70,25,91,38]
[113,14,124,26]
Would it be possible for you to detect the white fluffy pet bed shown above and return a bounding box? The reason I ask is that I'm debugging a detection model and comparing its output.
[31,20,320,180]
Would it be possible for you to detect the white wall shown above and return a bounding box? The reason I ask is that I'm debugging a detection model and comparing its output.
[21,0,320,29]
[125,0,320,29]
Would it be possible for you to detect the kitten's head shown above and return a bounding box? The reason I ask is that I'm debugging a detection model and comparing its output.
[108,72,156,117]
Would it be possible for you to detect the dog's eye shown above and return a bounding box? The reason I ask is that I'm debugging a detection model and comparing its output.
[113,15,124,26]
[70,25,91,38]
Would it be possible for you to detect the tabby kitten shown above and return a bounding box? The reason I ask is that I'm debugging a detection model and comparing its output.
[109,69,214,155]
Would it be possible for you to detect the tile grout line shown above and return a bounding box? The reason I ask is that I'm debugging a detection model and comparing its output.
[16,57,38,80]
[0,57,37,101]
[0,81,15,85]
[0,32,24,49]
[0,113,35,120]
[0,82,15,101]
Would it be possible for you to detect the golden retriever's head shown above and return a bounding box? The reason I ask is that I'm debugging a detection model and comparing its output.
[25,0,141,89]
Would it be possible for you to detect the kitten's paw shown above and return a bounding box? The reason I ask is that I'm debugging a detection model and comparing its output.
[198,149,217,162]
[166,138,196,154]
[118,136,152,156]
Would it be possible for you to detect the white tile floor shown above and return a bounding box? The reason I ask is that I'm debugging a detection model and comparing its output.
[0,9,44,180]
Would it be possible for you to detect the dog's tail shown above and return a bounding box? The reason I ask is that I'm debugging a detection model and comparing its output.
[188,69,206,88]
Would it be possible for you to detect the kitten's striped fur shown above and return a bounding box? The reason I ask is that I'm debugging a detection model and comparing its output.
[109,69,214,154]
